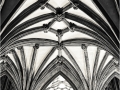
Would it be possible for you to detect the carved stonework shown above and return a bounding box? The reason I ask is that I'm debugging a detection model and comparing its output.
[69,22,76,32]
[55,14,65,22]
[42,24,49,33]
[81,44,87,50]
[33,44,40,49]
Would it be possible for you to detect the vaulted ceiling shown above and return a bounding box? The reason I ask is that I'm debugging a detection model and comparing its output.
[0,0,120,90]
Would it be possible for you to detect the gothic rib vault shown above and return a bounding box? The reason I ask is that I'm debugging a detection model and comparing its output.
[0,0,120,90]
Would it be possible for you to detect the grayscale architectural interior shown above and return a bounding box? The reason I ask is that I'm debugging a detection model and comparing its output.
[0,0,120,90]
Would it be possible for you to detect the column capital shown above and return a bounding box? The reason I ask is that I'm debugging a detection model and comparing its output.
[81,44,87,50]
[17,46,23,50]
[33,44,40,49]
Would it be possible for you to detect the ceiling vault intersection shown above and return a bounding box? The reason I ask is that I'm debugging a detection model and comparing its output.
[0,0,119,90]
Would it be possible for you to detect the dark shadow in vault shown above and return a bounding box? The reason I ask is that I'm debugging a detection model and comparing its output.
[105,77,120,90]
[0,75,15,90]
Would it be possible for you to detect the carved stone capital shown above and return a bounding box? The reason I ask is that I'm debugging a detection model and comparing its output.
[55,14,65,22]
[56,56,63,65]
[42,24,49,33]
[56,29,63,37]
[81,44,87,50]
[33,44,40,49]
[56,43,63,50]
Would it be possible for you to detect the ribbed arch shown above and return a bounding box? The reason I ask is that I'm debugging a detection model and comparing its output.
[62,39,119,60]
[1,56,19,76]
[96,59,119,90]
[1,13,118,56]
[31,56,86,90]
[65,12,119,50]
[1,56,20,83]
[1,0,119,57]
[0,61,20,90]
[0,73,18,90]
[31,47,57,88]
[1,0,119,90]
[63,46,88,90]
[1,23,118,59]
[69,0,119,40]
[1,38,118,60]
[1,0,49,39]
[0,38,57,56]
[1,13,55,45]
[41,72,77,90]
[0,26,57,52]
[100,72,120,90]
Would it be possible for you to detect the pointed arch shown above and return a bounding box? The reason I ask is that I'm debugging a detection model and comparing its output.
[101,72,120,90]
[0,71,18,90]
[41,71,77,90]
[96,59,118,90]
[63,46,88,90]
[32,47,56,82]
[31,56,86,90]
[98,59,116,81]
[1,55,20,82]
[0,61,20,90]
[0,0,119,90]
